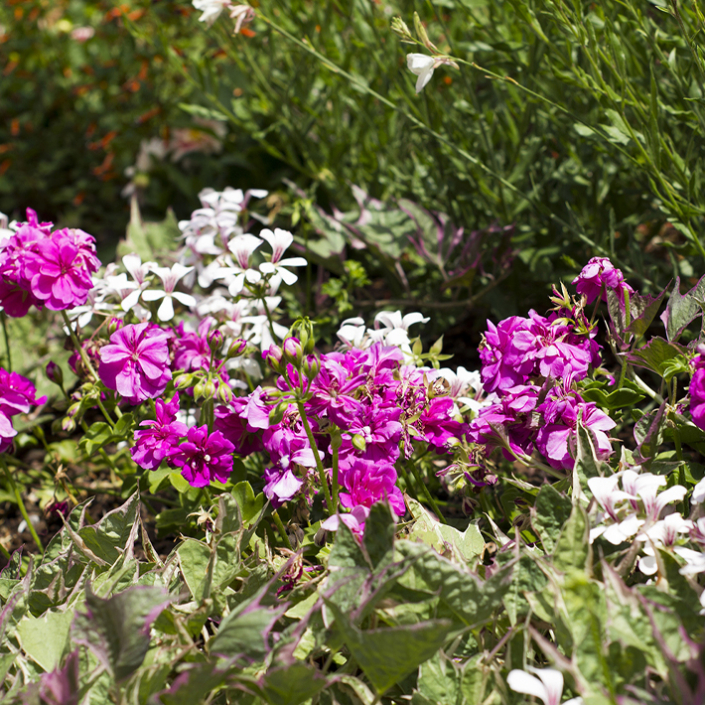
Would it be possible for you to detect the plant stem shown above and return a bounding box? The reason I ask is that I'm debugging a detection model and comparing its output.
[0,542,11,562]
[0,455,43,555]
[296,401,333,511]
[331,438,340,514]
[1,313,11,372]
[272,510,292,550]
[408,462,447,524]
[261,296,278,347]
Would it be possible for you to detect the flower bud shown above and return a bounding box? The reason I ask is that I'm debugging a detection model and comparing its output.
[193,380,206,400]
[217,382,233,405]
[288,317,316,354]
[207,328,225,354]
[302,354,320,380]
[352,434,367,452]
[282,336,303,364]
[263,344,283,371]
[204,379,217,400]
[46,361,63,387]
[62,416,76,433]
[227,338,248,358]
[175,373,194,390]
[108,317,124,336]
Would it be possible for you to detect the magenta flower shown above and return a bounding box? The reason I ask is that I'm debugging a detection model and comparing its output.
[572,256,633,304]
[99,322,172,404]
[479,316,535,393]
[169,425,235,487]
[535,391,615,470]
[0,411,17,453]
[338,458,405,516]
[690,353,705,430]
[338,407,402,465]
[307,359,365,426]
[214,386,270,455]
[172,319,216,373]
[263,467,304,508]
[25,228,99,311]
[0,369,46,417]
[0,210,50,317]
[416,397,466,451]
[131,395,189,470]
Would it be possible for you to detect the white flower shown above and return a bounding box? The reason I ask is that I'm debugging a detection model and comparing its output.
[337,317,369,349]
[193,0,232,26]
[693,477,705,504]
[215,233,264,295]
[229,4,255,33]
[676,547,705,576]
[258,228,307,286]
[507,667,582,705]
[142,264,197,321]
[374,310,429,349]
[407,54,436,93]
[622,470,687,521]
[241,297,287,350]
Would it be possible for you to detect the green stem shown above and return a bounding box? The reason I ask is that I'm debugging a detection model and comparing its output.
[331,438,340,514]
[408,462,447,524]
[1,455,43,555]
[61,310,97,379]
[261,296,278,346]
[1,313,11,372]
[0,542,11,562]
[296,401,333,511]
[272,510,292,550]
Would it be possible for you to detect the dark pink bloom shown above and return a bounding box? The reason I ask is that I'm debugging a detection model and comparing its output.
[0,210,50,316]
[131,395,189,470]
[338,458,405,516]
[99,322,172,404]
[0,369,46,417]
[307,359,364,426]
[172,318,216,372]
[338,407,402,465]
[415,397,466,451]
[24,228,99,311]
[535,391,615,470]
[572,256,633,304]
[690,354,705,430]
[169,425,235,487]
[263,426,319,472]
[479,316,535,393]
[263,467,304,508]
[0,410,17,453]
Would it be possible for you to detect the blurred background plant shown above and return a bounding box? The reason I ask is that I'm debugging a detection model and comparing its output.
[4,0,705,350]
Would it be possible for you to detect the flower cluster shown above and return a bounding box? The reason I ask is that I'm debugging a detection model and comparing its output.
[213,336,472,528]
[0,209,100,317]
[131,393,234,487]
[571,256,633,304]
[690,346,705,431]
[468,276,614,471]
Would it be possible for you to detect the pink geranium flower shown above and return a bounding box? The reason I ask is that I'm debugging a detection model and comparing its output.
[169,425,234,487]
[572,256,632,304]
[131,394,188,470]
[25,228,100,311]
[99,322,172,404]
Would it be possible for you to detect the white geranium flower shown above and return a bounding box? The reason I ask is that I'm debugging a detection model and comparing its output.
[507,667,582,705]
[374,310,430,349]
[693,477,705,503]
[258,228,307,285]
[142,264,197,321]
[215,234,264,295]
[337,317,369,349]
[193,0,232,26]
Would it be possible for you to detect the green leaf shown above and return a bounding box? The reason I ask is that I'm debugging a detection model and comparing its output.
[73,585,170,682]
[177,538,211,601]
[78,422,115,456]
[118,198,180,262]
[210,603,285,660]
[328,521,368,569]
[500,552,547,625]
[259,663,328,705]
[532,484,573,554]
[407,497,484,564]
[328,599,452,695]
[77,492,140,565]
[553,505,591,573]
[628,337,686,376]
[16,609,73,671]
[663,275,705,342]
[625,288,668,337]
[113,412,135,438]
[363,502,396,568]
[395,542,512,627]
[231,481,265,525]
